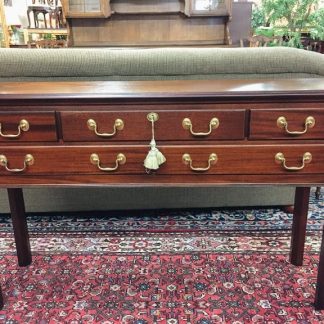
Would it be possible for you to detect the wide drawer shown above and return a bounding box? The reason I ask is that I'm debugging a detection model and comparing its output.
[250,109,324,139]
[61,110,246,141]
[0,145,323,176]
[0,112,57,142]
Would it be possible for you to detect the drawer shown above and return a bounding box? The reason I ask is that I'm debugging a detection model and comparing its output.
[0,112,57,142]
[0,144,323,176]
[61,110,246,141]
[250,109,324,139]
[161,145,324,175]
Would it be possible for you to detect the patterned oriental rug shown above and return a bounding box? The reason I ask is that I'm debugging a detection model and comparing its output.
[0,190,323,323]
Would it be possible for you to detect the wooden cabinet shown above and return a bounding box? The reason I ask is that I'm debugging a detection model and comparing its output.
[62,0,232,46]
[63,0,232,18]
[62,0,111,17]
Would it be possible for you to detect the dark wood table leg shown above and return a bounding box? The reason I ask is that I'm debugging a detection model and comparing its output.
[290,187,310,266]
[315,226,324,310]
[7,188,32,267]
[315,187,321,200]
[0,284,3,310]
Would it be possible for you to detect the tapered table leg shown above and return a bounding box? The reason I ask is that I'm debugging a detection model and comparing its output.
[7,188,32,267]
[315,226,324,310]
[290,187,310,266]
[0,285,3,310]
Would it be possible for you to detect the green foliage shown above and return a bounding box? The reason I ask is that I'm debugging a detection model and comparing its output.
[251,6,267,29]
[252,0,323,47]
[309,8,324,40]
[255,27,274,37]
[262,0,318,31]
[43,33,52,40]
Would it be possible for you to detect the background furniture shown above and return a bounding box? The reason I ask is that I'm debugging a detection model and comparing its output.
[228,1,252,47]
[27,0,64,29]
[316,186,322,199]
[26,27,67,45]
[241,35,283,47]
[25,0,67,45]
[33,38,67,47]
[27,5,53,28]
[61,0,232,46]
[0,1,9,48]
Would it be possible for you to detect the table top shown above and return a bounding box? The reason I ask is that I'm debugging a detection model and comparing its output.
[0,79,324,100]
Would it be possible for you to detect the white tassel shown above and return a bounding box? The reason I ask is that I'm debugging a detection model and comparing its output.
[144,139,166,171]
[156,150,166,165]
[144,113,166,172]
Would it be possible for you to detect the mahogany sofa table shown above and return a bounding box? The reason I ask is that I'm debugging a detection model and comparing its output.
[0,79,323,309]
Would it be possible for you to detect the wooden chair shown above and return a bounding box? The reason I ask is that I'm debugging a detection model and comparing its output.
[33,39,67,48]
[240,35,283,47]
[27,0,64,29]
[27,5,53,29]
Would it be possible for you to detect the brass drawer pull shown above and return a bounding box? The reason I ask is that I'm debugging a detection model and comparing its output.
[0,154,34,173]
[87,118,124,137]
[182,153,217,172]
[0,119,29,138]
[275,152,312,171]
[182,117,219,137]
[90,153,126,172]
[277,116,315,135]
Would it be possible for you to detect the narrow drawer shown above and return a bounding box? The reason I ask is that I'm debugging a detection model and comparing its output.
[250,109,324,139]
[0,112,57,142]
[0,144,323,176]
[61,110,246,141]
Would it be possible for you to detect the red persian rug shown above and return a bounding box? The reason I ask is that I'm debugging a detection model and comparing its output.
[0,193,323,323]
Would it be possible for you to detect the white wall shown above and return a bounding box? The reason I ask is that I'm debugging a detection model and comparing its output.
[4,0,28,27]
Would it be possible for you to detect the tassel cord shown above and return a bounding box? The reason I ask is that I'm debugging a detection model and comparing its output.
[151,119,155,141]
[144,114,166,173]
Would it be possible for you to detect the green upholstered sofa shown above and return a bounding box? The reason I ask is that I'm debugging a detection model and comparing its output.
[1,47,324,81]
[0,47,323,212]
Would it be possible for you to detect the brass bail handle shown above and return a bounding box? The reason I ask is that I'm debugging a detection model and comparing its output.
[182,117,219,137]
[276,116,315,135]
[0,119,29,138]
[182,153,218,172]
[90,153,126,172]
[0,154,34,173]
[87,118,124,138]
[275,152,312,171]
